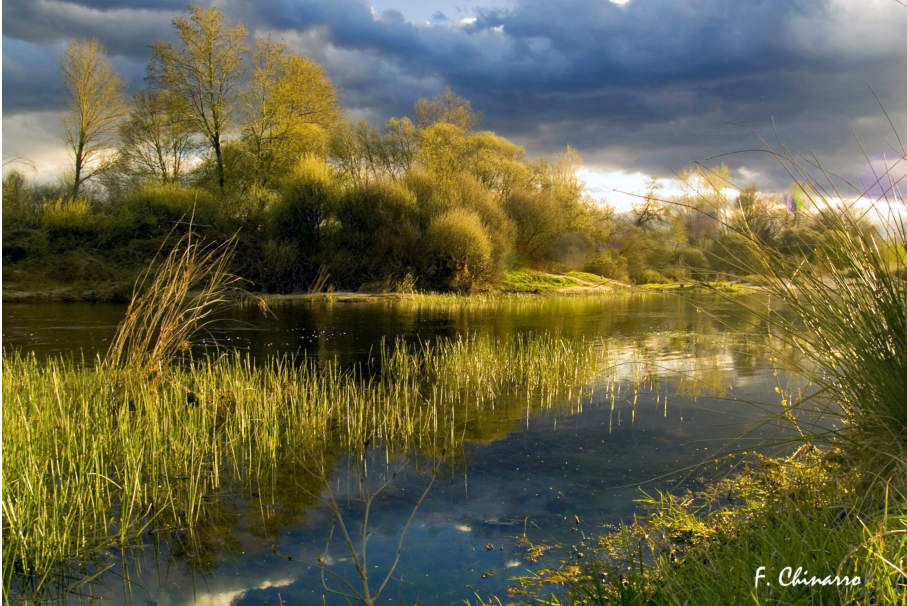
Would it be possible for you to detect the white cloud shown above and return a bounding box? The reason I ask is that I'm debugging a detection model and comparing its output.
[2,111,71,183]
[579,167,688,212]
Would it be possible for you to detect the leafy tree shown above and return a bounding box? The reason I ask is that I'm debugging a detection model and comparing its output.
[242,37,340,187]
[382,117,418,176]
[504,148,593,265]
[61,38,126,199]
[631,178,667,229]
[150,6,248,193]
[416,122,470,182]
[119,89,195,183]
[414,87,480,132]
[676,164,731,241]
[331,117,420,185]
[730,186,786,246]
[463,130,529,196]
[331,120,387,184]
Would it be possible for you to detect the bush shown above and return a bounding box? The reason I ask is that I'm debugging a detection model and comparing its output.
[446,174,514,264]
[583,248,629,282]
[2,171,40,226]
[258,239,300,292]
[709,231,761,275]
[2,228,49,263]
[425,208,493,291]
[121,184,220,237]
[41,198,98,233]
[636,268,666,284]
[47,249,117,282]
[270,155,340,286]
[333,180,420,287]
[677,245,710,276]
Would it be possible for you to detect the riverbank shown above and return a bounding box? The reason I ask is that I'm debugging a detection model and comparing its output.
[511,446,906,605]
[1,270,754,303]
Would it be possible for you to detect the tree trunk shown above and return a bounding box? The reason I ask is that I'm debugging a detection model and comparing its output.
[71,141,84,200]
[213,133,225,193]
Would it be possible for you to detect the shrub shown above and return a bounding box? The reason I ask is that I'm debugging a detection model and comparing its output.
[258,239,300,292]
[333,180,420,287]
[583,248,629,282]
[402,167,440,218]
[709,231,760,275]
[425,208,493,291]
[47,250,116,282]
[121,184,220,237]
[271,155,340,284]
[446,174,514,264]
[637,268,666,284]
[2,228,49,263]
[2,171,40,226]
[677,245,710,276]
[503,189,565,264]
[41,198,97,233]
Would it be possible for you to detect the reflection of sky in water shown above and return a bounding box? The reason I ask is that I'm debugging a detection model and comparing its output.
[87,372,793,604]
[5,294,802,603]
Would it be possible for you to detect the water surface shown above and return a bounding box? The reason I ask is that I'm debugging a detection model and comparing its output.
[3,293,795,604]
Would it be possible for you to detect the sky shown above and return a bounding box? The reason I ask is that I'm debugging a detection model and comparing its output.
[2,0,906,209]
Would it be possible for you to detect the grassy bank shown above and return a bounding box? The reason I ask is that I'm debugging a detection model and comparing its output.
[1,268,756,303]
[515,447,905,605]
[2,333,613,600]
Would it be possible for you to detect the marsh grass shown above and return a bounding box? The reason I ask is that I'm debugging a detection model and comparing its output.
[105,227,243,373]
[2,332,613,600]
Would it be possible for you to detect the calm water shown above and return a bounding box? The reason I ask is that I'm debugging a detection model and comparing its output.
[2,293,798,605]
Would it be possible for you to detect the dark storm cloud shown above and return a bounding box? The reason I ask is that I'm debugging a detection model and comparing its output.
[3,0,906,187]
[224,0,907,183]
[2,0,183,59]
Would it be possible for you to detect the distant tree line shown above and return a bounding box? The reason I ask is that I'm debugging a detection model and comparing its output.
[3,6,884,294]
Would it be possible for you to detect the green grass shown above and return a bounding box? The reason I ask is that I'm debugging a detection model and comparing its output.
[2,333,613,600]
[521,448,906,605]
[565,271,615,285]
[635,280,753,292]
[495,270,603,293]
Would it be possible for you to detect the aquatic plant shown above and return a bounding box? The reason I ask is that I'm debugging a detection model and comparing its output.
[1,332,610,600]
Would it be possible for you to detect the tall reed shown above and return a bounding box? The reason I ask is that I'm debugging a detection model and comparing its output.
[105,228,241,373]
[737,148,907,475]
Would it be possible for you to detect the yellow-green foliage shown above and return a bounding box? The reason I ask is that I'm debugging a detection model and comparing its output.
[583,249,629,282]
[122,184,219,231]
[427,208,493,291]
[40,198,98,232]
[544,450,907,606]
[446,173,515,261]
[497,270,587,293]
[273,155,339,240]
[288,154,336,190]
[2,333,609,598]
